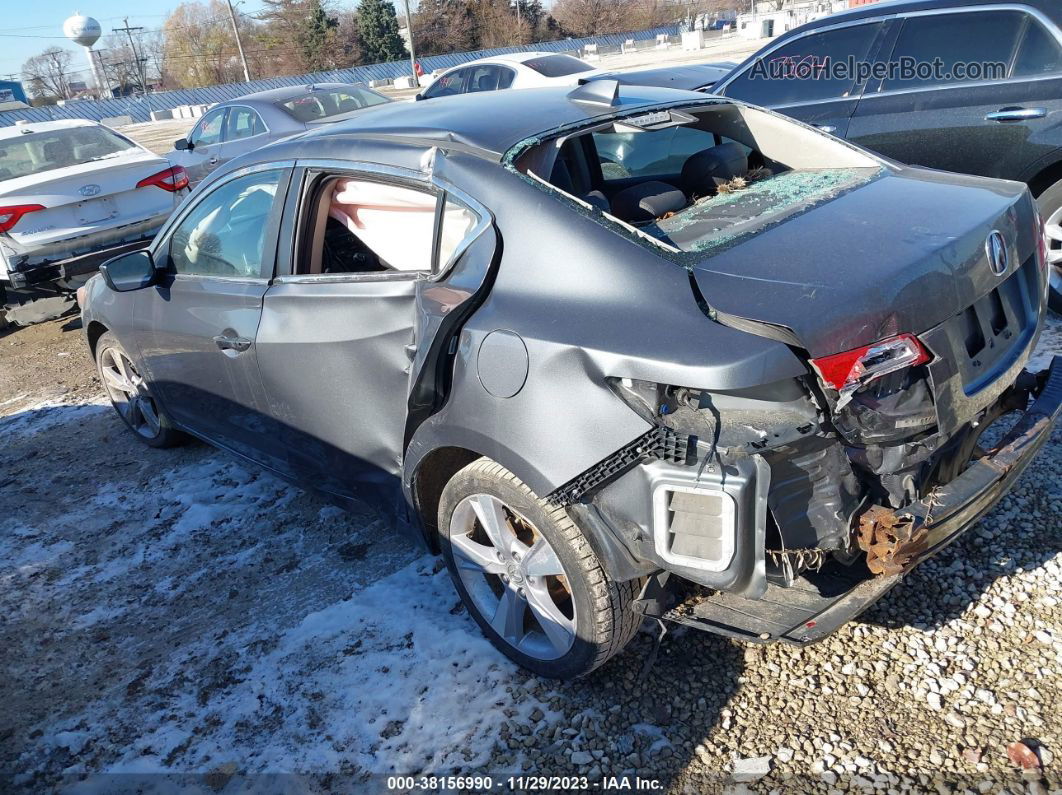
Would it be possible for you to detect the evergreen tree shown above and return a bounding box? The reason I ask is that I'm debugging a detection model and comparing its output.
[299,0,340,72]
[357,0,408,64]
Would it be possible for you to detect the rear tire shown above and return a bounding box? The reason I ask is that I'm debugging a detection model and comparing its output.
[1035,179,1062,313]
[438,457,643,679]
[95,332,187,448]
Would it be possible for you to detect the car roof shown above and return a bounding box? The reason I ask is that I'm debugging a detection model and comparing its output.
[463,51,583,67]
[295,83,712,161]
[0,118,99,140]
[783,0,1059,31]
[231,82,374,104]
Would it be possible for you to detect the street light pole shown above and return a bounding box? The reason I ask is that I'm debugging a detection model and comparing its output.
[401,0,419,88]
[226,0,252,82]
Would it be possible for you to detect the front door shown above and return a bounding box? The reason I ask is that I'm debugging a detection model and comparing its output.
[135,166,290,468]
[177,108,228,185]
[255,166,491,500]
[847,9,1062,181]
[718,20,888,137]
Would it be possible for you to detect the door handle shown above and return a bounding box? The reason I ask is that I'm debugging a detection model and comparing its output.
[815,124,838,134]
[213,334,252,352]
[985,107,1046,122]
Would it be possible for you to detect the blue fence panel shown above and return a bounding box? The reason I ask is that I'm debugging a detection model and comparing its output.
[0,25,681,126]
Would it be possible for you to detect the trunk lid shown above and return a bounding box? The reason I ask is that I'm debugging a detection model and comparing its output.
[686,167,1036,357]
[0,150,177,252]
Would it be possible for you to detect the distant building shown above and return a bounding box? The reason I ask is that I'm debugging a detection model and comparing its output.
[0,79,28,104]
[736,0,853,39]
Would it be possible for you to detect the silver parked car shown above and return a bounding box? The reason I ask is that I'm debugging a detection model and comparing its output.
[167,83,390,185]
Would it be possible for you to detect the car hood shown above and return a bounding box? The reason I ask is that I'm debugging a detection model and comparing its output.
[686,166,1035,356]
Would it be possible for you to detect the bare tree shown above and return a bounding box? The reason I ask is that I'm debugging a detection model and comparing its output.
[22,47,76,101]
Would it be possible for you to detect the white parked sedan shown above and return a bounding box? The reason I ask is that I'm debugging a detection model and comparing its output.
[0,119,189,324]
[416,52,600,101]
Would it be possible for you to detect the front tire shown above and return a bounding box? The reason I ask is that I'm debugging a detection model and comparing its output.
[95,332,186,448]
[1035,178,1062,313]
[438,458,643,679]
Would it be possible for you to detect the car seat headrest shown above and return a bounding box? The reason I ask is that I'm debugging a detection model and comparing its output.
[681,142,748,198]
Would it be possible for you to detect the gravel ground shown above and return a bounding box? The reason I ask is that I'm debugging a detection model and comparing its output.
[0,314,1059,794]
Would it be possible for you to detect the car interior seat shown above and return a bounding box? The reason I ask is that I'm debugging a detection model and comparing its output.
[680,142,749,199]
[609,181,686,224]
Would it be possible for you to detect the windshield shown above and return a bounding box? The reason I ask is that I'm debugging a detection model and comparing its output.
[522,54,594,77]
[0,126,138,181]
[277,87,389,123]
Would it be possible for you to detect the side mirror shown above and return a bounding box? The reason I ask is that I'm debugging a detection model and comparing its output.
[99,250,158,293]
[174,138,191,151]
[414,93,424,101]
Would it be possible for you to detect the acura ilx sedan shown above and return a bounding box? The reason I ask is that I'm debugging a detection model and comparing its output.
[81,82,1060,679]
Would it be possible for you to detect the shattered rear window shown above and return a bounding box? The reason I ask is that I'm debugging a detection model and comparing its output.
[643,168,880,254]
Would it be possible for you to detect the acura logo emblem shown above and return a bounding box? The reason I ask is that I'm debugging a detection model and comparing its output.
[986,230,1008,276]
[78,184,101,197]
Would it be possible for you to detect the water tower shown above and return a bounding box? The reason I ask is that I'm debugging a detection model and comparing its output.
[63,13,103,98]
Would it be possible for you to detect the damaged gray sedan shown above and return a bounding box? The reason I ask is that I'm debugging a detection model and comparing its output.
[80,82,1061,679]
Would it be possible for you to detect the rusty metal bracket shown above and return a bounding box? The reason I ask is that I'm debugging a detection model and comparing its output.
[856,505,929,576]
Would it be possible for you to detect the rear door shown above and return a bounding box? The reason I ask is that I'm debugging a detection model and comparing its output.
[134,165,291,468]
[716,20,888,137]
[846,8,1062,180]
[255,162,493,499]
[218,105,270,172]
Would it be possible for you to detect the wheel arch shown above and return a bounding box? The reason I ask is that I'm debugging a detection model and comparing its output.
[86,320,109,361]
[1024,154,1062,198]
[409,445,486,553]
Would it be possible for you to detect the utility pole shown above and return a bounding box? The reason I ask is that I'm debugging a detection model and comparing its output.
[401,0,419,88]
[225,0,252,82]
[113,19,148,94]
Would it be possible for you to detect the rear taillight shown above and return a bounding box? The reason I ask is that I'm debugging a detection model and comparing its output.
[136,166,189,192]
[811,333,931,402]
[0,203,45,234]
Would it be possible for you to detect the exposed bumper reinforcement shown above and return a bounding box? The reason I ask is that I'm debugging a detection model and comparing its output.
[7,237,155,289]
[660,356,1061,645]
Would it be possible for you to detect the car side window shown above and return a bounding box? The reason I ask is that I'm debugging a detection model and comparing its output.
[498,67,516,89]
[168,170,283,278]
[225,107,266,141]
[723,23,883,105]
[190,109,226,148]
[882,11,1024,91]
[438,195,477,268]
[468,65,501,93]
[304,178,439,275]
[1013,18,1062,78]
[301,177,481,276]
[424,68,467,98]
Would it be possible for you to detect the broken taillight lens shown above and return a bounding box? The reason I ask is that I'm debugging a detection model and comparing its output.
[811,334,931,399]
[0,203,45,234]
[136,166,189,192]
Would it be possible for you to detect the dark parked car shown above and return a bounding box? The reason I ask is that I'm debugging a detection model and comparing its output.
[614,0,1062,310]
[81,83,1060,679]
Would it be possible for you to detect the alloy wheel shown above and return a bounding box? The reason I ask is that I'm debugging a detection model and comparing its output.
[449,493,576,660]
[99,347,162,439]
[1044,207,1062,293]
